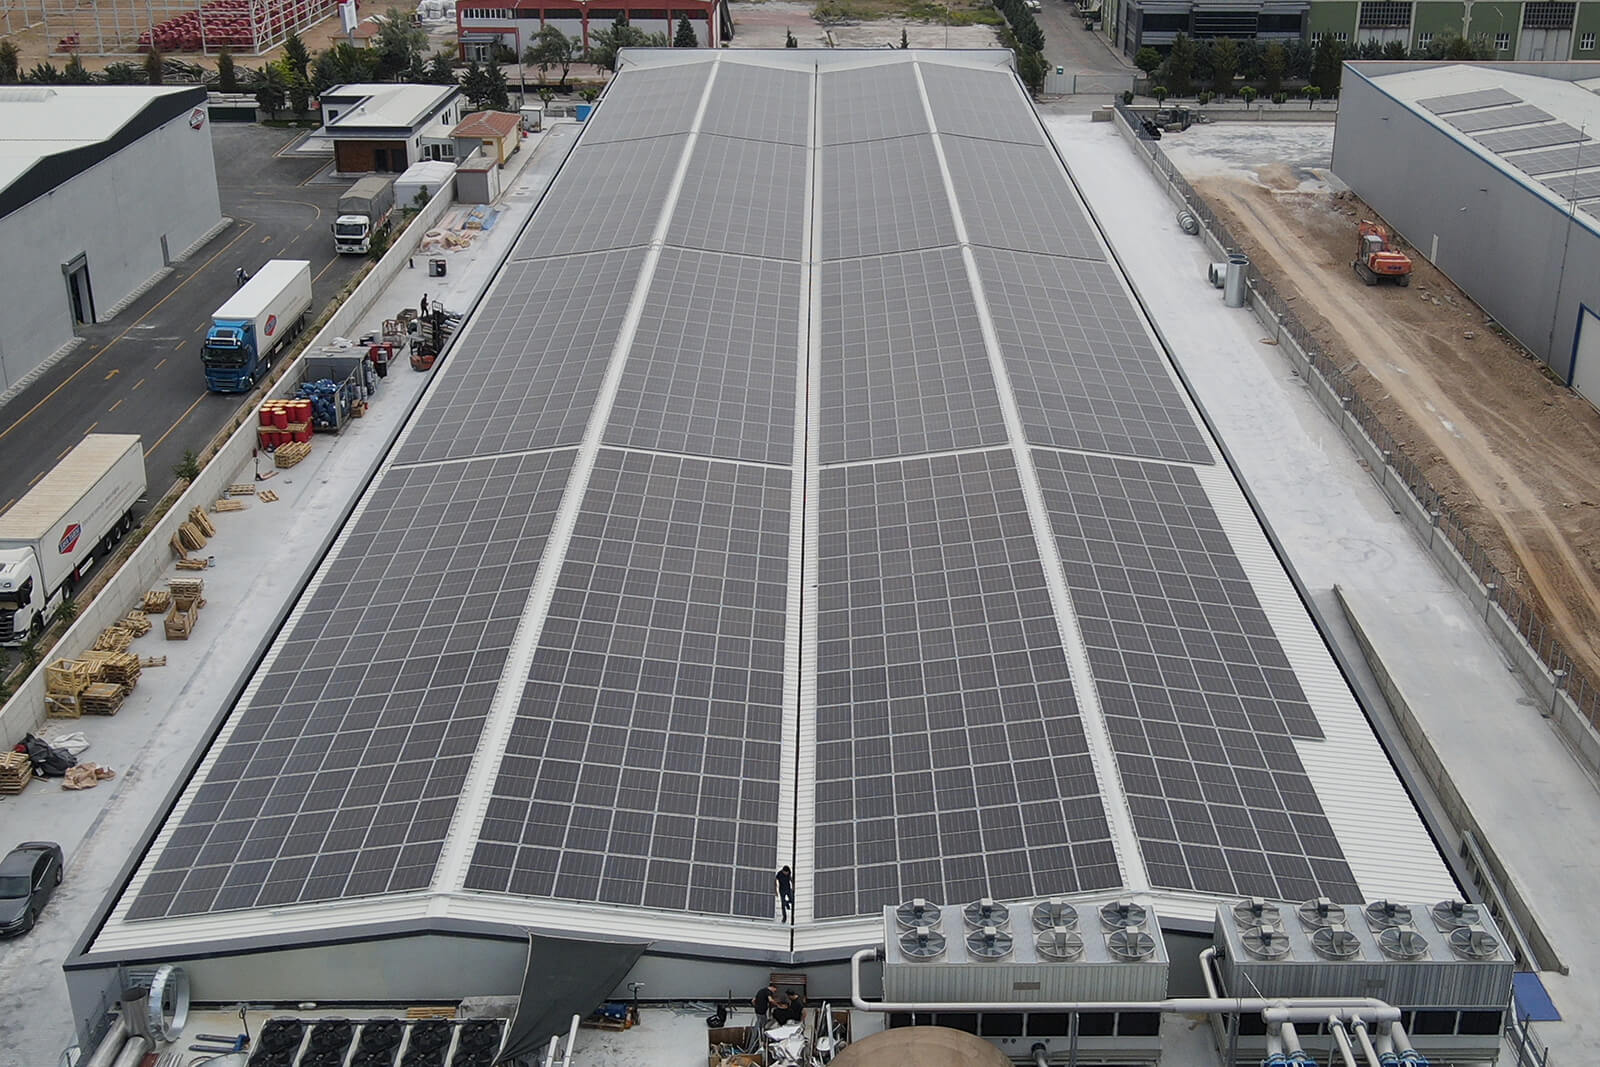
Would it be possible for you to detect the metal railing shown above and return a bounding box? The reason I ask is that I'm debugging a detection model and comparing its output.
[1111,105,1600,733]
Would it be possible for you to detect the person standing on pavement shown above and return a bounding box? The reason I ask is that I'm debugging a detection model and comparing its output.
[775,865,794,923]
[752,981,778,1023]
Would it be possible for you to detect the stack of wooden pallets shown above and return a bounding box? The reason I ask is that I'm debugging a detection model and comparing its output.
[45,658,93,718]
[80,681,127,716]
[165,577,205,640]
[0,752,30,795]
[81,650,141,690]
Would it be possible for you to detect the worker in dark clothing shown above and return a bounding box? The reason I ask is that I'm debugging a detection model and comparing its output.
[751,982,778,1022]
[235,266,250,289]
[772,991,806,1026]
[775,865,794,923]
[419,293,429,316]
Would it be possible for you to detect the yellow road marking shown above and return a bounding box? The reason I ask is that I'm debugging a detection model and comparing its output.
[261,235,273,243]
[104,369,120,380]
[155,358,168,370]
[150,393,208,453]
[174,340,185,351]
[82,422,97,435]
[108,399,123,412]
[132,378,146,391]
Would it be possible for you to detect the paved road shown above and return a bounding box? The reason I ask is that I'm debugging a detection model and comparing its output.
[1034,0,1132,88]
[0,124,366,521]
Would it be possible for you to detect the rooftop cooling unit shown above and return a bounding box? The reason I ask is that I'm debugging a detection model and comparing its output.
[966,924,1015,961]
[964,898,1011,930]
[1297,897,1346,929]
[1432,899,1487,931]
[1036,925,1086,962]
[1240,924,1293,961]
[900,925,947,962]
[1100,900,1147,931]
[1448,928,1503,961]
[1310,925,1363,961]
[895,899,943,930]
[1107,925,1158,962]
[1233,897,1282,930]
[1032,898,1079,931]
[1365,900,1414,931]
[1376,927,1432,961]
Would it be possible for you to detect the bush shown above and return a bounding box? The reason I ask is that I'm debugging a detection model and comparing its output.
[1197,90,1213,105]
[1121,90,1134,104]
[1271,91,1287,105]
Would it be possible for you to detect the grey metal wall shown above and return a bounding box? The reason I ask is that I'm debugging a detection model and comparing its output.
[1332,65,1600,391]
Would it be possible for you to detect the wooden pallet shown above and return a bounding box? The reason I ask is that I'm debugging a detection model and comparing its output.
[81,650,141,688]
[168,577,204,602]
[45,693,81,719]
[175,557,211,571]
[92,626,134,653]
[188,507,216,537]
[81,682,127,715]
[404,1006,457,1020]
[258,489,280,503]
[275,441,311,469]
[165,601,199,640]
[227,483,256,496]
[141,589,171,614]
[121,612,153,637]
[139,655,167,668]
[45,658,93,697]
[213,499,247,512]
[0,752,30,794]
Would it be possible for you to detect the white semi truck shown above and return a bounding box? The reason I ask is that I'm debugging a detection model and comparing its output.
[202,260,314,393]
[332,176,396,255]
[0,434,145,643]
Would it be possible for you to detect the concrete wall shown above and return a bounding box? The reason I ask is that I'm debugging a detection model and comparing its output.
[0,113,222,393]
[1333,66,1600,388]
[0,176,456,754]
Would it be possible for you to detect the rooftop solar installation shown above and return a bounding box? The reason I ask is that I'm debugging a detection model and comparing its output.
[1443,103,1553,132]
[1542,169,1600,202]
[1419,87,1522,113]
[102,52,1457,955]
[1508,142,1599,175]
[1476,122,1588,153]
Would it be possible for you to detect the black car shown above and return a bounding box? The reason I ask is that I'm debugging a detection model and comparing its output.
[0,841,63,936]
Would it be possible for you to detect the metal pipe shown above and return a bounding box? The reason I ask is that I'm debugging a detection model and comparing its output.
[562,1013,580,1067]
[82,1017,130,1067]
[1198,946,1221,996]
[1328,1018,1360,1067]
[849,949,1402,1023]
[1031,1042,1049,1067]
[1351,1017,1384,1067]
[1282,1020,1314,1066]
[542,1034,558,1067]
[110,1036,150,1067]
[1265,1027,1287,1064]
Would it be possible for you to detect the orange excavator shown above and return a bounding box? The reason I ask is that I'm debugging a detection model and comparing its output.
[1353,220,1413,287]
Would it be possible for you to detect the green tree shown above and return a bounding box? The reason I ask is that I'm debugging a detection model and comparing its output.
[375,8,428,78]
[217,46,238,92]
[1236,37,1263,80]
[145,48,165,85]
[102,61,142,84]
[588,17,663,74]
[1015,46,1045,95]
[26,61,64,84]
[1240,85,1258,107]
[0,40,18,84]
[288,73,311,115]
[1283,38,1312,79]
[1164,33,1195,96]
[674,14,698,48]
[315,42,377,91]
[785,28,798,48]
[173,449,202,482]
[460,58,488,104]
[1311,34,1344,98]
[482,57,511,109]
[1381,40,1408,59]
[1210,37,1238,97]
[1261,41,1286,95]
[255,64,288,118]
[1303,84,1322,109]
[899,27,909,49]
[537,86,555,108]
[63,54,91,83]
[1133,46,1161,78]
[526,24,574,86]
[1152,85,1168,104]
[283,31,311,81]
[425,51,457,85]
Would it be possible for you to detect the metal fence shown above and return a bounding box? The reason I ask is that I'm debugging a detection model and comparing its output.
[1111,105,1600,734]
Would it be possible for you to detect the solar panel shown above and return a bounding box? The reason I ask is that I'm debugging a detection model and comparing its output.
[821,135,957,259]
[819,249,1007,464]
[604,249,801,465]
[127,450,576,919]
[464,450,789,917]
[920,62,1045,146]
[819,63,930,144]
[667,134,806,260]
[1541,169,1600,201]
[699,61,811,145]
[1510,143,1599,175]
[1032,449,1361,902]
[511,135,688,260]
[813,451,1120,920]
[1476,123,1588,153]
[1418,87,1522,113]
[394,249,645,465]
[975,248,1214,465]
[581,63,713,144]
[1443,103,1553,132]
[941,135,1105,261]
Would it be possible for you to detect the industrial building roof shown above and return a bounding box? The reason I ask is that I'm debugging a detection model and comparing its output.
[1356,63,1600,223]
[0,85,205,221]
[85,50,1456,966]
[321,82,461,134]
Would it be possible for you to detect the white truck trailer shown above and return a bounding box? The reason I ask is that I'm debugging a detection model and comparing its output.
[333,176,396,255]
[0,434,145,643]
[202,260,314,393]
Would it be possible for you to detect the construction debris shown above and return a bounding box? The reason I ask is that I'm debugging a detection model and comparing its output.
[62,763,116,790]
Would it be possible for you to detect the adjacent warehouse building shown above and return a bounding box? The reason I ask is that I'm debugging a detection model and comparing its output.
[0,85,222,396]
[67,49,1498,1061]
[1333,62,1600,404]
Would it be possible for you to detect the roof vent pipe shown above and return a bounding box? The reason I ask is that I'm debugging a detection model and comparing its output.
[1224,253,1250,308]
[81,1016,130,1067]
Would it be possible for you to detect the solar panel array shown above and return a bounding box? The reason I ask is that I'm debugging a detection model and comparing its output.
[1476,122,1587,153]
[123,54,1394,932]
[1542,168,1600,202]
[1443,103,1553,132]
[1419,87,1522,113]
[1510,142,1600,175]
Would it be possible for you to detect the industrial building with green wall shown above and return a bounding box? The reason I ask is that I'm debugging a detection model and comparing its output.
[1108,1,1600,61]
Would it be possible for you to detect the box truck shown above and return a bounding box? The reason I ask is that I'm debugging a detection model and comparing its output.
[202,260,313,393]
[333,176,396,254]
[0,434,145,643]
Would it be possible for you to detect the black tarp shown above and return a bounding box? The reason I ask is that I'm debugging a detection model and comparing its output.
[493,931,650,1066]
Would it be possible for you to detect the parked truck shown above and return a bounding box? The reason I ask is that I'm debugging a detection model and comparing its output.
[333,176,396,254]
[202,259,314,393]
[0,434,145,643]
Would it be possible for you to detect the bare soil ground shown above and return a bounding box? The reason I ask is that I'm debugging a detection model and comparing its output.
[1194,171,1600,692]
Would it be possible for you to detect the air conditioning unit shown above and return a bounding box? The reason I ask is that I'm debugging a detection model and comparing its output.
[964,898,1011,930]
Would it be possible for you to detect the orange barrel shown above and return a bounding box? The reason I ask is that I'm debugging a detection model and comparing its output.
[295,427,312,444]
[258,406,273,427]
[296,398,312,422]
[273,406,290,429]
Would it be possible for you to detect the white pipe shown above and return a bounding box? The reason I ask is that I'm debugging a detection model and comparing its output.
[110,1036,150,1067]
[1351,1017,1384,1067]
[82,1017,130,1067]
[541,1034,558,1067]
[1389,1020,1414,1054]
[561,1013,580,1067]
[1031,1043,1049,1067]
[850,949,1402,1024]
[1328,1018,1360,1067]
[1265,1028,1287,1061]
[1198,946,1221,997]
[1281,1020,1307,1062]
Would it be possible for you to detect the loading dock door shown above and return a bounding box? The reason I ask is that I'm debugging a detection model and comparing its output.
[1573,305,1600,406]
[63,253,95,325]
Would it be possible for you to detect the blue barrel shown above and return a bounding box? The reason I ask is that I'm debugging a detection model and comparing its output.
[575,103,593,121]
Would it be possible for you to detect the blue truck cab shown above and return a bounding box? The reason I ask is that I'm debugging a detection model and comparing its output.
[202,260,314,393]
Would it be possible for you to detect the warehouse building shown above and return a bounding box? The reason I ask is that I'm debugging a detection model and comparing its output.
[0,85,222,397]
[1333,61,1600,405]
[66,49,1506,1062]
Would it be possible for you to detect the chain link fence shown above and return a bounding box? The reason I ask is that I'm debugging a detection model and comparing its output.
[1111,105,1600,733]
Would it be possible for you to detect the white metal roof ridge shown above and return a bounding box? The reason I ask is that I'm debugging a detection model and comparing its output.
[911,59,1149,896]
[1190,462,1457,903]
[428,62,727,900]
[786,60,821,930]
